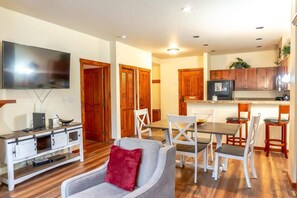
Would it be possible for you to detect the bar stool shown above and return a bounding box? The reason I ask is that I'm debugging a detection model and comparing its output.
[264,105,290,158]
[226,103,251,146]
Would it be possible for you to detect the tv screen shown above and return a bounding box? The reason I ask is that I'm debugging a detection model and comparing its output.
[2,41,70,89]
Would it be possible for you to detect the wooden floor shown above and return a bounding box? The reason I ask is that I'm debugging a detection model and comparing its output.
[0,139,296,198]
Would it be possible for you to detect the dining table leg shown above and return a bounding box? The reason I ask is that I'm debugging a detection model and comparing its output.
[213,134,222,178]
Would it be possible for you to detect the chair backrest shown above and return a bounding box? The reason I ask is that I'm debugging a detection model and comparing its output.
[278,105,290,124]
[168,114,197,150]
[134,108,151,138]
[114,138,162,187]
[244,113,261,157]
[188,108,214,122]
[238,103,251,120]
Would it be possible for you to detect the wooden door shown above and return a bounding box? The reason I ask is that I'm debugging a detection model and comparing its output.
[179,69,204,115]
[84,68,105,141]
[120,67,135,137]
[139,69,151,115]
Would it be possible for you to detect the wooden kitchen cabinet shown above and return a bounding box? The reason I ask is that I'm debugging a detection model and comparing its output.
[235,69,247,90]
[234,68,257,90]
[210,69,235,80]
[278,56,288,76]
[256,67,277,90]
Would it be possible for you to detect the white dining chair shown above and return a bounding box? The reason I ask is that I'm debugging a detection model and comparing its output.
[214,113,261,188]
[134,108,165,142]
[168,114,208,183]
[188,108,215,162]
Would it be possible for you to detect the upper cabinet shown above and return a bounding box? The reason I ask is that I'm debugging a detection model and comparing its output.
[234,68,257,90]
[278,56,289,76]
[210,69,235,80]
[256,67,277,90]
[210,67,278,91]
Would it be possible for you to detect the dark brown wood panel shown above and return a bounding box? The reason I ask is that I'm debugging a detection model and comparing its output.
[120,66,135,137]
[210,69,235,80]
[247,68,257,90]
[152,109,161,122]
[257,67,277,90]
[235,69,247,90]
[84,69,105,141]
[139,69,151,115]
[179,69,204,115]
[0,140,294,198]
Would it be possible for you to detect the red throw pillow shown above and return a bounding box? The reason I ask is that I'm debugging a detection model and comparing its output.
[104,145,142,191]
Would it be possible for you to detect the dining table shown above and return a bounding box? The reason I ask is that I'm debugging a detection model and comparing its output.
[144,120,241,179]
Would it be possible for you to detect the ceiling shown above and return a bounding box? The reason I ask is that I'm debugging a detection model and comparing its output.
[0,0,292,59]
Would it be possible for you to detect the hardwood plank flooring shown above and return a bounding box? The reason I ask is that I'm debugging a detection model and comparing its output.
[0,139,295,198]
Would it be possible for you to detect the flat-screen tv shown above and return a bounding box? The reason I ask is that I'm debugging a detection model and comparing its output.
[2,41,70,89]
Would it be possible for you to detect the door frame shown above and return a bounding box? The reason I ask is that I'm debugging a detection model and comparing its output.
[80,58,111,146]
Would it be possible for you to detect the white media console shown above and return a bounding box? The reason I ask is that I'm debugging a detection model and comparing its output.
[0,123,83,191]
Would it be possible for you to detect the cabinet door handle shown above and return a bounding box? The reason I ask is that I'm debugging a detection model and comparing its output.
[52,139,55,146]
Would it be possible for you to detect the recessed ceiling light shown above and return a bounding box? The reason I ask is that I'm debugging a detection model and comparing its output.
[167,48,179,55]
[256,38,263,40]
[256,26,264,29]
[117,35,126,39]
[193,35,200,38]
[257,45,262,48]
[181,6,193,12]
[203,44,208,46]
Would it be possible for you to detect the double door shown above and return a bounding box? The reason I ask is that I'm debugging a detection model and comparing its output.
[120,65,151,137]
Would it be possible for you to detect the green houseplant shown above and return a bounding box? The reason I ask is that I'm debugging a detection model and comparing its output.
[282,43,290,57]
[228,57,251,69]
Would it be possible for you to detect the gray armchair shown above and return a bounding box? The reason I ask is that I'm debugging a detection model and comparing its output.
[61,138,176,198]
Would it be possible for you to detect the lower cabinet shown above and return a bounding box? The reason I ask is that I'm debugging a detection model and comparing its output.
[12,138,37,161]
[1,124,83,191]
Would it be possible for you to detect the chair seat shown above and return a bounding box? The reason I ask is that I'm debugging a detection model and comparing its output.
[264,117,289,124]
[215,144,246,157]
[226,117,249,122]
[68,182,130,198]
[197,137,211,144]
[176,143,208,153]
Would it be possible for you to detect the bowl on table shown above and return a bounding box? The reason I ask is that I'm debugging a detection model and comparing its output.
[196,119,207,125]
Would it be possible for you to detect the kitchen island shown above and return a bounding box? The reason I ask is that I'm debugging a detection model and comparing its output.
[186,99,290,150]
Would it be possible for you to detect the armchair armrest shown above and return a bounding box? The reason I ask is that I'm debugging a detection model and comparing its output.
[61,162,108,198]
[123,145,176,198]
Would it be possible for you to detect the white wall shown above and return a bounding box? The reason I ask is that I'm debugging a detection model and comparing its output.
[111,41,152,138]
[0,7,110,133]
[160,56,203,119]
[210,50,278,69]
[152,64,160,109]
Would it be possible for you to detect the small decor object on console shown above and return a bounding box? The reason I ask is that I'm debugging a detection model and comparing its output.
[56,115,74,126]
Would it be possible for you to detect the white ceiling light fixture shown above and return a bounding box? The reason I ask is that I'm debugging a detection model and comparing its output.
[117,35,126,39]
[181,6,193,12]
[167,48,179,55]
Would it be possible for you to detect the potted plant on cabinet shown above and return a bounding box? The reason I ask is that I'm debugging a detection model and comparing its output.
[228,57,251,69]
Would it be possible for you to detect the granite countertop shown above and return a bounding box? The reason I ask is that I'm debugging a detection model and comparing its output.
[185,99,290,105]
